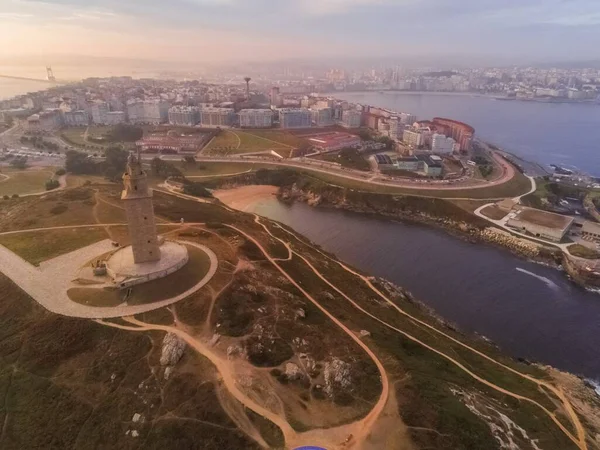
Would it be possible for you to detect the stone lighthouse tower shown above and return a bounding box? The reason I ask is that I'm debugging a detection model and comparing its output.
[121,151,161,263]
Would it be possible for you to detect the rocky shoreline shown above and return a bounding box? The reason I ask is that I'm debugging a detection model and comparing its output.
[277,183,600,291]
[278,183,561,265]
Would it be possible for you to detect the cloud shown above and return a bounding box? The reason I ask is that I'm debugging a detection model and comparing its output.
[2,0,600,62]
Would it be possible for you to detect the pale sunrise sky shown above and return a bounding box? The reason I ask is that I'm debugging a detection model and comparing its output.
[1,0,599,63]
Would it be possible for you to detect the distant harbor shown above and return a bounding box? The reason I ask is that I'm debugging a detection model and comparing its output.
[334,91,600,177]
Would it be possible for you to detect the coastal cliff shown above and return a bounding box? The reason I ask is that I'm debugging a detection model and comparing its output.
[278,182,560,263]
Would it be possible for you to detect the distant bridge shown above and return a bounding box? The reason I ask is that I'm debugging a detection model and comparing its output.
[0,74,57,84]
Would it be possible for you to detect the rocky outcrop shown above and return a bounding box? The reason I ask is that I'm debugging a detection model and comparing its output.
[160,332,186,366]
[323,358,352,397]
[562,255,600,289]
[476,228,541,258]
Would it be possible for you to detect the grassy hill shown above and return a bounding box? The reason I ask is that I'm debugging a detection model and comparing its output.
[0,184,598,449]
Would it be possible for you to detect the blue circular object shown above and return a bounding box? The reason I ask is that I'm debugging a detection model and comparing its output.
[294,447,327,450]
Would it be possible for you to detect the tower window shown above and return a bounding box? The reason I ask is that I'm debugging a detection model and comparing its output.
[147,240,151,243]
[144,216,147,220]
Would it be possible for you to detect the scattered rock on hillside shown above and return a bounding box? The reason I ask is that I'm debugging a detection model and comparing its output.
[285,362,302,380]
[324,358,352,397]
[160,333,186,366]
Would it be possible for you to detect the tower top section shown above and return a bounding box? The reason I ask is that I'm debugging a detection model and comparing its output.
[121,150,152,200]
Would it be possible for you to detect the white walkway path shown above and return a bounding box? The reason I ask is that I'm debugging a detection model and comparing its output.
[0,239,218,318]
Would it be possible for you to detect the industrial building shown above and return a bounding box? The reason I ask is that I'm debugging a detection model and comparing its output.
[306,132,361,152]
[370,153,395,170]
[394,154,443,177]
[200,107,236,127]
[395,156,421,171]
[416,154,443,177]
[581,221,600,242]
[506,207,574,242]
[238,109,273,128]
[279,108,312,129]
[168,106,201,126]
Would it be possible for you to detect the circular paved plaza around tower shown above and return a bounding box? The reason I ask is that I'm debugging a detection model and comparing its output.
[106,240,189,288]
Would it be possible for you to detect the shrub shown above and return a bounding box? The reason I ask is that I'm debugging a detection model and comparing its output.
[50,204,68,215]
[45,179,60,191]
[55,168,66,176]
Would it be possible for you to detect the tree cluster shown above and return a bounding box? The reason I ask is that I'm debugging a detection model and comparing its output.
[150,157,184,180]
[20,136,59,151]
[9,156,28,170]
[45,179,60,191]
[65,146,129,181]
[107,124,144,142]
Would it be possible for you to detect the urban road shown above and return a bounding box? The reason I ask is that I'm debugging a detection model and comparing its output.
[163,151,517,196]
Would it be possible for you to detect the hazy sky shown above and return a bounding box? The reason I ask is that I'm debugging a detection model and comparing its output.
[1,0,599,64]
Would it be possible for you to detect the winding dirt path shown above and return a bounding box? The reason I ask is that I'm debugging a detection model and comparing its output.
[266,220,588,450]
[224,223,390,450]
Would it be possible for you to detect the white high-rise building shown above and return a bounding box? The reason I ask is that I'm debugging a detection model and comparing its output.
[168,106,201,126]
[278,108,312,129]
[311,107,333,127]
[399,112,417,126]
[431,133,456,154]
[91,101,110,125]
[127,100,170,124]
[388,117,405,141]
[200,107,236,127]
[403,129,424,148]
[238,109,273,128]
[340,109,362,128]
[105,111,126,126]
[63,110,89,127]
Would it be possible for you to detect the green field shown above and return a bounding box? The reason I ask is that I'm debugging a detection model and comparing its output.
[204,130,302,157]
[0,169,55,196]
[188,161,532,199]
[60,126,135,151]
[0,227,108,265]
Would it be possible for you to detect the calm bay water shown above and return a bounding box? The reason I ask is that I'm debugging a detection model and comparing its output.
[247,198,600,380]
[335,92,600,177]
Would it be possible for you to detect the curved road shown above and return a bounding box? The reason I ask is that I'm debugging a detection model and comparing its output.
[183,152,516,193]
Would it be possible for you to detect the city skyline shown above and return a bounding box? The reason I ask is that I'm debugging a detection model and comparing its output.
[1,0,600,64]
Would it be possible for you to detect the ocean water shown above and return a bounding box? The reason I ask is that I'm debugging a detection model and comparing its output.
[247,198,600,380]
[335,92,600,176]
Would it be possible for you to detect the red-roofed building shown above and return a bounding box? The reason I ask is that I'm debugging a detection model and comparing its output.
[432,118,475,152]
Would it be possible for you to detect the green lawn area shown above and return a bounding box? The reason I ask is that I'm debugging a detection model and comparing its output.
[480,205,508,220]
[297,167,532,199]
[0,169,54,196]
[204,130,303,157]
[568,244,600,260]
[60,127,89,147]
[60,126,132,151]
[67,244,212,306]
[184,160,532,199]
[202,131,240,154]
[0,227,108,265]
